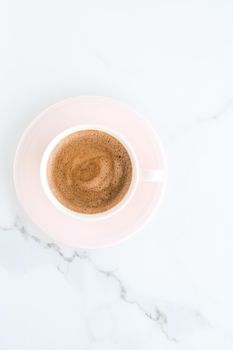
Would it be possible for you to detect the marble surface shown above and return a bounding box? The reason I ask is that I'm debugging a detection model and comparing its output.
[1,0,233,348]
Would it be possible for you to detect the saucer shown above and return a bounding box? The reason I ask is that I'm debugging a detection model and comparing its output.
[14,96,166,248]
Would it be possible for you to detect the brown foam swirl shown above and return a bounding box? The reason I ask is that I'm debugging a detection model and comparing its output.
[47,130,132,214]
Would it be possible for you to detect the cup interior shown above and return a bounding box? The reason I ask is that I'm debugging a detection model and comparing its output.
[40,125,139,220]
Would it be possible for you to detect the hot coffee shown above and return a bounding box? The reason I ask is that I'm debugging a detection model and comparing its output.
[47,130,132,214]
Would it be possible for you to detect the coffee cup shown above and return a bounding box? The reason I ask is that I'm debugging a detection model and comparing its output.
[40,124,164,220]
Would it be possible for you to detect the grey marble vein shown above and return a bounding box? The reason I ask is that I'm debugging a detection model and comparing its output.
[168,99,233,142]
[1,215,178,342]
[1,215,217,345]
[89,262,177,342]
[196,99,233,123]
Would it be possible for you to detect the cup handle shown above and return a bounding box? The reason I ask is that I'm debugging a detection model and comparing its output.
[139,169,164,182]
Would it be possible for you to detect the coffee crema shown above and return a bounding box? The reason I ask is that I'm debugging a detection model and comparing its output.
[47,130,133,214]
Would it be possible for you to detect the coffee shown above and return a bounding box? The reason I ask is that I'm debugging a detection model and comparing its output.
[47,130,133,214]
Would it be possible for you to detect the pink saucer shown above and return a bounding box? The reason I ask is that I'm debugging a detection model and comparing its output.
[14,96,166,248]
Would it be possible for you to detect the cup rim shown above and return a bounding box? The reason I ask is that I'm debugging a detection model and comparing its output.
[40,124,139,220]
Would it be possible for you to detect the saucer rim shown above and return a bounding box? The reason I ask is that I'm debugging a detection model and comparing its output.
[13,95,167,248]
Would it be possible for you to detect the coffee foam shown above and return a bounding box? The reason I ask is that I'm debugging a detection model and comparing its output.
[47,130,132,214]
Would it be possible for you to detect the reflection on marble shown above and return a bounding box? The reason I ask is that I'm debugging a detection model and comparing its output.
[1,0,233,348]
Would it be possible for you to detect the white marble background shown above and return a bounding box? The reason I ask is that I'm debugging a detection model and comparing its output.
[1,0,233,349]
